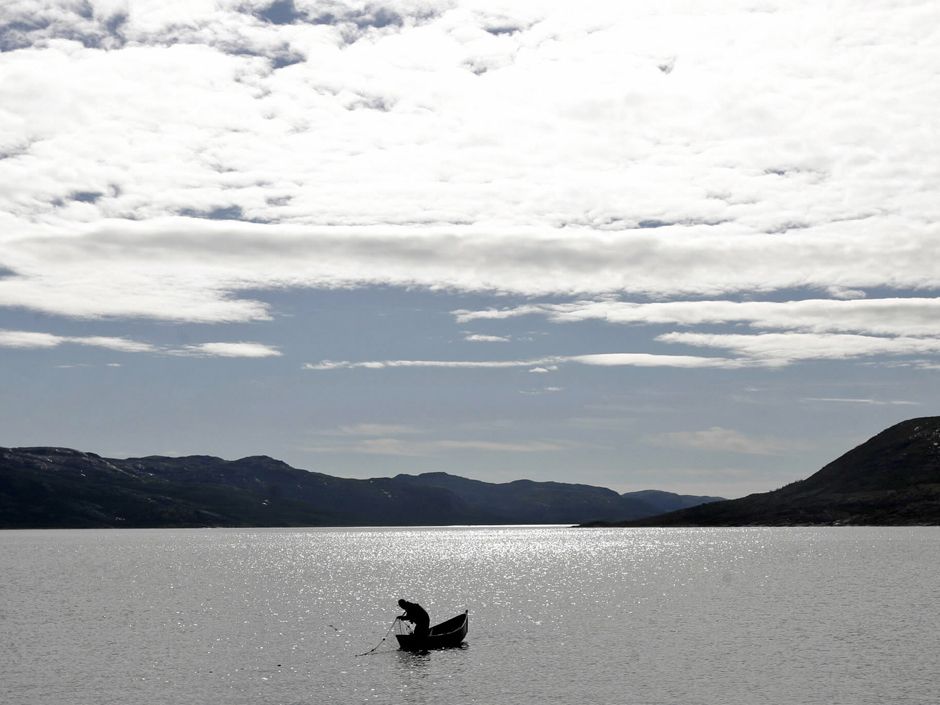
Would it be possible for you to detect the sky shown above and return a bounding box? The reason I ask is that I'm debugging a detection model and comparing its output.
[1,0,939,498]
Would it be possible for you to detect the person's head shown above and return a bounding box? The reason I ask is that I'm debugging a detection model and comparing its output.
[398,599,408,609]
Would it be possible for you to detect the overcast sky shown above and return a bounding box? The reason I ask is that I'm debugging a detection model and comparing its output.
[2,0,938,497]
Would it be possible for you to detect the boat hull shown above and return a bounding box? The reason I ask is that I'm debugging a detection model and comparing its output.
[396,611,468,651]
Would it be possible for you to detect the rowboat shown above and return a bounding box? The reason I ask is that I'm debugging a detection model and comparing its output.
[395,610,468,651]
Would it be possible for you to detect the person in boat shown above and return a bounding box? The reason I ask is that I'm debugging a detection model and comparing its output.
[397,598,430,643]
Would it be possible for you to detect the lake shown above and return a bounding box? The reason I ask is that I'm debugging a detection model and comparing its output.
[2,526,938,704]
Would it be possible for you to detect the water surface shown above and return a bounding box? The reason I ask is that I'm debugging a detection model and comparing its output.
[2,526,938,704]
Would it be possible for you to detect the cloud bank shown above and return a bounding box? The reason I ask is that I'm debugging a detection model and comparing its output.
[1,0,939,327]
[454,298,940,337]
[455,297,940,366]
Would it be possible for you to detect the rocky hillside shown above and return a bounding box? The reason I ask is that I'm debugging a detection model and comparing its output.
[586,417,940,526]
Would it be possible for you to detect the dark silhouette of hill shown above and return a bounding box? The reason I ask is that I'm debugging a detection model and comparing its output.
[0,447,721,528]
[622,489,725,514]
[586,417,940,527]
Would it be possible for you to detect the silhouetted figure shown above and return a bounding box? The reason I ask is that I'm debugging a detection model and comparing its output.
[397,598,430,643]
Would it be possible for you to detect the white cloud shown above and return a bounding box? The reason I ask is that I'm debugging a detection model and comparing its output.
[0,328,155,352]
[454,296,940,367]
[659,331,940,365]
[0,2,939,323]
[306,436,568,456]
[453,304,547,323]
[650,427,800,456]
[519,385,563,395]
[307,417,572,456]
[174,342,282,357]
[827,286,866,300]
[73,336,156,353]
[454,297,940,337]
[0,330,61,348]
[330,423,424,436]
[3,221,940,324]
[570,352,745,369]
[303,357,540,370]
[0,327,278,358]
[303,351,740,371]
[464,333,511,342]
[433,439,565,452]
[801,397,919,406]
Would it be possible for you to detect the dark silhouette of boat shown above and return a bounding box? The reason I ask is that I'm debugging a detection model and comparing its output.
[396,610,468,651]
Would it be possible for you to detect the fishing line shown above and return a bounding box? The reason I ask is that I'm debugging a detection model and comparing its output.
[355,617,400,657]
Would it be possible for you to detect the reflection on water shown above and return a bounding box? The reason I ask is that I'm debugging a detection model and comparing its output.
[2,527,939,705]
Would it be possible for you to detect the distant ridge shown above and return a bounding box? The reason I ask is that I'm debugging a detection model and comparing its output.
[0,448,721,528]
[584,416,940,527]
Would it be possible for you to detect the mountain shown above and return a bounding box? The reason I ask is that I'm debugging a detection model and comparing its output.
[0,447,721,528]
[586,417,940,527]
[620,489,725,514]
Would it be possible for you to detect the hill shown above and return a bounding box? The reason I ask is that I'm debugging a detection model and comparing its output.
[585,417,940,527]
[0,447,720,528]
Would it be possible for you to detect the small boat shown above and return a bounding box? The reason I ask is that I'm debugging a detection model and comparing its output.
[395,610,468,651]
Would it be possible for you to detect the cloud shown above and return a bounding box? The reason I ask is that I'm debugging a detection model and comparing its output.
[827,286,866,300]
[519,385,563,395]
[0,330,62,348]
[464,333,510,342]
[454,296,940,367]
[659,331,940,365]
[3,221,940,324]
[306,436,568,456]
[0,328,280,357]
[303,357,540,370]
[650,427,800,456]
[308,418,571,456]
[571,353,745,369]
[433,439,565,452]
[328,423,423,436]
[174,342,282,357]
[0,2,939,324]
[453,304,547,323]
[801,397,920,406]
[454,297,940,337]
[0,328,155,352]
[73,335,156,353]
[303,351,741,371]
[305,437,426,456]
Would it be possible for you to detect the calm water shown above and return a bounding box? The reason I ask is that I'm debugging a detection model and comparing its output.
[2,526,938,705]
